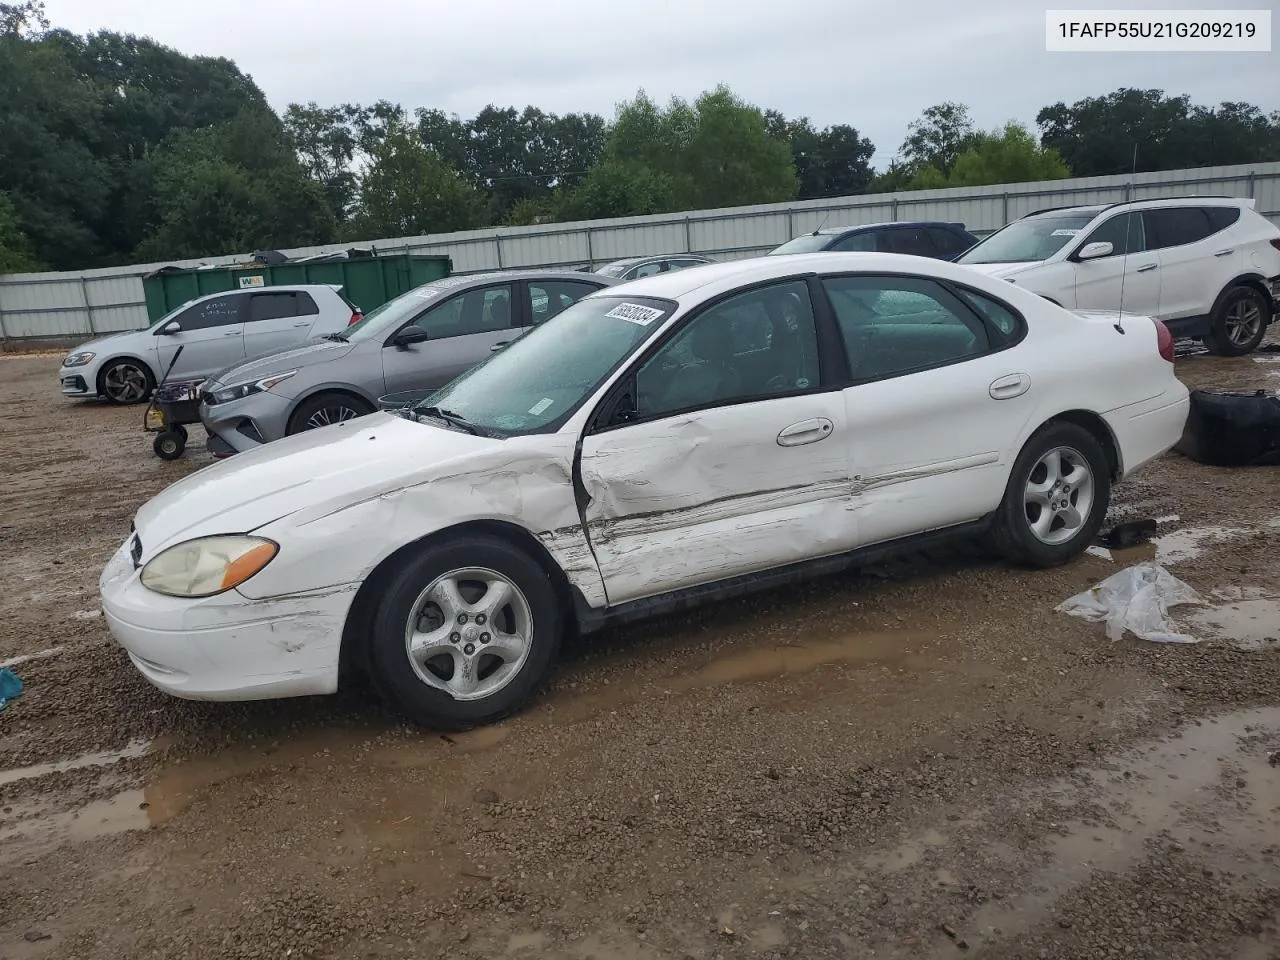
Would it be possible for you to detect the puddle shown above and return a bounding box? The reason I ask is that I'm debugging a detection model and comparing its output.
[0,791,151,847]
[1097,523,1258,566]
[0,738,156,788]
[1181,598,1280,650]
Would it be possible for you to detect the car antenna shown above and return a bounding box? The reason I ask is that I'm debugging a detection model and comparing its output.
[1113,143,1139,335]
[812,209,832,236]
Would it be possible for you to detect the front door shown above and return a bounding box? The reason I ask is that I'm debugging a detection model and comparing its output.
[820,273,1038,546]
[152,293,247,383]
[1071,212,1161,317]
[380,281,519,396]
[579,278,854,605]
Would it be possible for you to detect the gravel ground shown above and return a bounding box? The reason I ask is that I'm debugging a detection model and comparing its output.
[1,339,1278,960]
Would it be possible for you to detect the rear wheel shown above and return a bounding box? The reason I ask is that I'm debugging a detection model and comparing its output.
[99,359,154,405]
[365,535,564,730]
[152,431,185,461]
[1204,285,1269,357]
[992,422,1111,568]
[286,392,373,435]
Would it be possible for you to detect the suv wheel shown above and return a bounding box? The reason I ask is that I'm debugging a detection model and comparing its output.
[1205,285,1270,357]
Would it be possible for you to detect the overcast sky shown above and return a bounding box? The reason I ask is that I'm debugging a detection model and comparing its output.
[43,0,1280,169]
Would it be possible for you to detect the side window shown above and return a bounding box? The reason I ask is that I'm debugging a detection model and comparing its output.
[927,228,971,258]
[1204,206,1241,233]
[1079,212,1146,256]
[669,259,708,271]
[629,262,663,280]
[528,281,599,325]
[634,280,821,419]
[832,232,877,252]
[295,292,320,316]
[247,292,301,323]
[1143,207,1215,250]
[177,295,242,331]
[412,283,515,339]
[880,228,939,257]
[954,287,1023,341]
[823,275,991,383]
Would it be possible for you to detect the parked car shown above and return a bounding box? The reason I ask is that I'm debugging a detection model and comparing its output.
[593,255,715,280]
[58,285,362,404]
[101,252,1189,729]
[768,221,978,260]
[955,196,1280,356]
[197,270,620,455]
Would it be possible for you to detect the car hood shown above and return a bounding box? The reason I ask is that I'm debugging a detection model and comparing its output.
[132,412,500,556]
[207,338,357,387]
[957,261,1043,279]
[64,329,150,357]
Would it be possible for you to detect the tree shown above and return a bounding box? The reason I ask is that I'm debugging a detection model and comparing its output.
[0,192,39,273]
[0,0,46,36]
[899,102,978,177]
[905,122,1071,189]
[765,111,875,199]
[347,122,489,238]
[282,102,362,222]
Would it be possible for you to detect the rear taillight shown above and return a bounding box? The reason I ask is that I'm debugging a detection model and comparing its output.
[1153,318,1174,363]
[348,311,363,326]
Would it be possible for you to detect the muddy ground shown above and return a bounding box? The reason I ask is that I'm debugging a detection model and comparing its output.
[1,340,1279,960]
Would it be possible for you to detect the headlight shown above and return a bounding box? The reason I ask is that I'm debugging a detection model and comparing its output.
[140,535,278,598]
[63,351,95,367]
[208,371,296,404]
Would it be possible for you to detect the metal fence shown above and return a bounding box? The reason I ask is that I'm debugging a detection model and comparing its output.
[2,160,1278,343]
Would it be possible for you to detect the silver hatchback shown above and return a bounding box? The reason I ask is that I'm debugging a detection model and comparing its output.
[198,270,620,454]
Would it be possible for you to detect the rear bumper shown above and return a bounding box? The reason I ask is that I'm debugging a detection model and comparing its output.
[1103,383,1191,480]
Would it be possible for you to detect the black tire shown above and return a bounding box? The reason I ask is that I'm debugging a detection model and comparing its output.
[153,432,185,461]
[991,421,1112,568]
[286,392,373,435]
[365,534,564,730]
[172,424,188,444]
[98,358,155,405]
[1204,285,1270,357]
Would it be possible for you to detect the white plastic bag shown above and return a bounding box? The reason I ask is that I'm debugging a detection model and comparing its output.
[1056,561,1204,643]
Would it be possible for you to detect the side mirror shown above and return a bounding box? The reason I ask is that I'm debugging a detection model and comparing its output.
[1077,241,1114,261]
[159,320,182,335]
[390,326,429,349]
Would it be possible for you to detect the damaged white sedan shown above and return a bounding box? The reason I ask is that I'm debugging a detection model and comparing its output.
[100,252,1190,728]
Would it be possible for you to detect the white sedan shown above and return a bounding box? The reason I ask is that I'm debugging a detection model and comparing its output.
[100,253,1191,729]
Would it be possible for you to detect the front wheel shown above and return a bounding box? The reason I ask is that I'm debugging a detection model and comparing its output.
[99,358,154,405]
[992,422,1111,568]
[152,431,185,461]
[366,534,564,730]
[286,392,373,435]
[1204,285,1270,357]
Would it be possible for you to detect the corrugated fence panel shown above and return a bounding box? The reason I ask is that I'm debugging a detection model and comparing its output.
[3,161,1279,341]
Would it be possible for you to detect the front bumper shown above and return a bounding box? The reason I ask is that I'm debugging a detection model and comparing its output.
[199,390,292,454]
[99,534,354,701]
[59,366,96,397]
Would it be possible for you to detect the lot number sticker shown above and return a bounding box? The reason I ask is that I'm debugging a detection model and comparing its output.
[605,302,665,326]
[1051,229,1081,237]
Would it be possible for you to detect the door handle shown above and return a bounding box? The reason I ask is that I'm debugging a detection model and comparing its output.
[989,373,1031,400]
[1135,263,1158,273]
[292,321,310,327]
[490,341,510,352]
[1213,248,1234,257]
[223,330,240,336]
[777,417,833,447]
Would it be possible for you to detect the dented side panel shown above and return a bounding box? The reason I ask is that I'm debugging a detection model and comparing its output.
[578,394,856,605]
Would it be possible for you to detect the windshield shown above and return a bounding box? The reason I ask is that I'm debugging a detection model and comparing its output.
[768,234,834,255]
[414,294,676,435]
[344,276,477,342]
[957,213,1096,264]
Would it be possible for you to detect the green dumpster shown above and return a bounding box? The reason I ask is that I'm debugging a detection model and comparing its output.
[141,250,453,323]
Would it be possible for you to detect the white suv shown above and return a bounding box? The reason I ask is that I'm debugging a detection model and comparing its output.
[58,284,362,404]
[956,197,1280,356]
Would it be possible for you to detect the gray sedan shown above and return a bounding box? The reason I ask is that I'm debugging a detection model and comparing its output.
[198,270,620,454]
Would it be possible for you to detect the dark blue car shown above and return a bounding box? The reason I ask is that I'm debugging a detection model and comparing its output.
[768,220,978,260]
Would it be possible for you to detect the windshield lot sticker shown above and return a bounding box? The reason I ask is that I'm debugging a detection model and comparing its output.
[605,302,665,326]
[528,397,554,415]
[1051,229,1081,237]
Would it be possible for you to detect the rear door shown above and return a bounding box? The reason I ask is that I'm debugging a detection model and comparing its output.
[242,291,316,359]
[153,293,247,382]
[380,281,518,395]
[878,227,943,258]
[926,226,974,260]
[525,279,605,331]
[1144,206,1230,322]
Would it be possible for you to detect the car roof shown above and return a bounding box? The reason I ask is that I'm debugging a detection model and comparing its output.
[586,251,990,302]
[600,254,709,268]
[1022,195,1254,220]
[407,269,621,294]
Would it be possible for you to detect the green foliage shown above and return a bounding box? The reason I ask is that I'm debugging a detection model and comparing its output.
[346,122,489,239]
[904,122,1071,189]
[765,111,876,199]
[0,192,39,273]
[899,102,978,177]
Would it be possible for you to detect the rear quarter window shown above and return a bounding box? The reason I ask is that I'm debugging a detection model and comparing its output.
[1204,206,1242,233]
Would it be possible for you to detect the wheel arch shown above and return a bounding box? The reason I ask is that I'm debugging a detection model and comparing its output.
[1211,273,1275,323]
[286,385,378,433]
[1028,409,1122,480]
[95,354,157,394]
[337,518,580,691]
